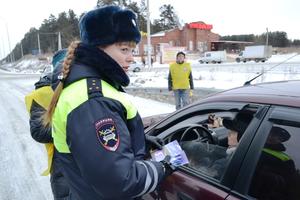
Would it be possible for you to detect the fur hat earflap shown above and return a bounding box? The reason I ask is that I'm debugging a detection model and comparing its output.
[79,6,141,46]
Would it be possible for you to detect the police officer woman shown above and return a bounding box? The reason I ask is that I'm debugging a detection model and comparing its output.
[43,6,174,200]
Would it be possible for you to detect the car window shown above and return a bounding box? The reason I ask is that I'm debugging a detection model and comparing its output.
[248,107,300,200]
[147,102,264,187]
[181,110,256,180]
[155,104,259,181]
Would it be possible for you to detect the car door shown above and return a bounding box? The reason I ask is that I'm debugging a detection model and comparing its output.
[143,102,268,200]
[229,105,300,200]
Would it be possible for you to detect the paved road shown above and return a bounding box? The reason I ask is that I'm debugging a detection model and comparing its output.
[0,71,52,200]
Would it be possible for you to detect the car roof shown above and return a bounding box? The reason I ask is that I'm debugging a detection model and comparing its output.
[198,80,300,108]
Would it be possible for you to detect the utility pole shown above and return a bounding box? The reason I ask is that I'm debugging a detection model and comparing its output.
[266,28,269,46]
[5,24,12,62]
[58,32,62,50]
[0,17,12,62]
[146,0,152,69]
[0,36,5,60]
[0,35,3,59]
[37,32,41,54]
[39,31,62,53]
[6,26,12,62]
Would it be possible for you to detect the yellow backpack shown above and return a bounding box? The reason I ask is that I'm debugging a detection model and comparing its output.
[25,85,54,176]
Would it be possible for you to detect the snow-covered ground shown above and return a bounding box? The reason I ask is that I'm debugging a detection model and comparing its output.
[129,53,300,90]
[2,53,300,91]
[0,53,299,199]
[0,73,53,200]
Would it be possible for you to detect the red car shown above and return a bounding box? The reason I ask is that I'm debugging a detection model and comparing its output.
[143,80,300,200]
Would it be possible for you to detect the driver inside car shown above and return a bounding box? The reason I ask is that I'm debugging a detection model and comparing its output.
[182,112,253,179]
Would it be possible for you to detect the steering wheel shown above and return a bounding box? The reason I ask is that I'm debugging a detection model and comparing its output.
[180,124,215,144]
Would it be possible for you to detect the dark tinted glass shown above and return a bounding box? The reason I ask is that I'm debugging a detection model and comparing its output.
[249,123,300,200]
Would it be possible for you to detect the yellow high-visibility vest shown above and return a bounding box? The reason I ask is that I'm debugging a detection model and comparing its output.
[169,62,192,90]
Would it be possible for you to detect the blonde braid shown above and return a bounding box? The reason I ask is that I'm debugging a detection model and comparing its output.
[43,41,81,126]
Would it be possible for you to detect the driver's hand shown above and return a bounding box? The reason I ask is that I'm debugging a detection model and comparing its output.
[145,134,164,150]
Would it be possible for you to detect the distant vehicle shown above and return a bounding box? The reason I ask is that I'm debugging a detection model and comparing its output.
[236,45,272,63]
[198,50,227,64]
[129,61,144,72]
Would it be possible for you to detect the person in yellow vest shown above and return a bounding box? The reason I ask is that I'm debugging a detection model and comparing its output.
[43,6,176,200]
[25,49,70,200]
[168,51,194,110]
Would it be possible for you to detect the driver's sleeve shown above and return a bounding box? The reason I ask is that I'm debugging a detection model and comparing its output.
[189,71,194,90]
[66,99,166,199]
[168,70,173,91]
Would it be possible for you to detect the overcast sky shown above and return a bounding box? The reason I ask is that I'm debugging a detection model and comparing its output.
[0,0,299,59]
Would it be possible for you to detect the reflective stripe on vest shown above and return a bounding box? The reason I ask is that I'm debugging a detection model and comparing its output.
[262,148,291,161]
[52,79,137,153]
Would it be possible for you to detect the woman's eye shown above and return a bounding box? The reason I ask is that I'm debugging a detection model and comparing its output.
[121,48,129,52]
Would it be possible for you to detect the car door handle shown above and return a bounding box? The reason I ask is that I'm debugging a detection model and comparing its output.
[177,192,194,200]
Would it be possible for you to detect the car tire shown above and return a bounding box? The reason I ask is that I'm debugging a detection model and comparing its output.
[133,67,141,72]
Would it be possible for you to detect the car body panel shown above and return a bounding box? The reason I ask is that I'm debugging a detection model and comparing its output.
[195,81,300,107]
[143,171,230,200]
[129,61,144,72]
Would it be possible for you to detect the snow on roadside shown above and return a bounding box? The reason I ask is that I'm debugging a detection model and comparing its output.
[2,53,300,91]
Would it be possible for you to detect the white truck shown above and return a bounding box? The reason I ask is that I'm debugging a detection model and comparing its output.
[236,45,272,63]
[198,50,227,64]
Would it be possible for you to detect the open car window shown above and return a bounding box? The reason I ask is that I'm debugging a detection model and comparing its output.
[148,102,263,181]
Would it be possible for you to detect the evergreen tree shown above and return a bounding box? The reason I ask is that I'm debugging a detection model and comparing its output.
[151,19,164,34]
[22,28,39,55]
[221,32,290,47]
[97,0,127,7]
[221,34,255,42]
[292,39,300,46]
[151,4,179,33]
[59,10,80,47]
[158,4,178,30]
[127,0,147,32]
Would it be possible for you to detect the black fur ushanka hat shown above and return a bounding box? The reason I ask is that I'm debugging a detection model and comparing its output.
[79,6,141,46]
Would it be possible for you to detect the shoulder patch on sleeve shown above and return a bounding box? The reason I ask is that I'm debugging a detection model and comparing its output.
[95,118,120,151]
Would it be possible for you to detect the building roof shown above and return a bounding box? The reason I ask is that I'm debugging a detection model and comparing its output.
[211,40,254,44]
[151,31,166,37]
